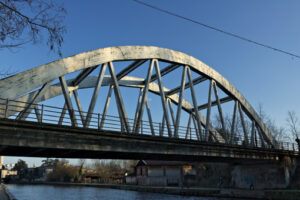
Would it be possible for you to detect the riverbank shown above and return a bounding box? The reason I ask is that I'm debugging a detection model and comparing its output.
[0,184,16,200]
[264,190,300,200]
[7,182,265,199]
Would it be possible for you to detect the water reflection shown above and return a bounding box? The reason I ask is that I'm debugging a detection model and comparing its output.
[7,184,235,200]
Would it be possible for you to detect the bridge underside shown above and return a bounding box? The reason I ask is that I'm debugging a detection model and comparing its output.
[0,119,296,162]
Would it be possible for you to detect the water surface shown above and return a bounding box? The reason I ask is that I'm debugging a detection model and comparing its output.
[7,184,242,200]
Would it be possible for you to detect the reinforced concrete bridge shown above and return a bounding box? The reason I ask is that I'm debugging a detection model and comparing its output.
[0,46,297,161]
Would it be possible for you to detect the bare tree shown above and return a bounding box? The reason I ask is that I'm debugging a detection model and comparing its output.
[0,0,66,56]
[257,103,268,122]
[213,103,288,144]
[256,103,288,141]
[267,121,287,142]
[286,110,299,140]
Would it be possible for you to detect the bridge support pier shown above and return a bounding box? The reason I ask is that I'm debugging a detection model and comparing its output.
[286,156,300,189]
[281,156,297,187]
[230,158,298,190]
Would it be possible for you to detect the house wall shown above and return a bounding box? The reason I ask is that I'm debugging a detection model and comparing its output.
[165,167,180,177]
[148,166,163,177]
[0,170,17,179]
[125,176,137,185]
[146,176,167,186]
[135,165,183,186]
[0,156,3,169]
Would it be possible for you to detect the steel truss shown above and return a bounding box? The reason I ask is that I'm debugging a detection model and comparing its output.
[0,46,276,147]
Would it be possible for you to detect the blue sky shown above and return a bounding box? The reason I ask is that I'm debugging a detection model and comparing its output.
[2,0,300,166]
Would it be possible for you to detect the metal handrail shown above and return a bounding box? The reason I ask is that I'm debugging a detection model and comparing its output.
[0,97,297,152]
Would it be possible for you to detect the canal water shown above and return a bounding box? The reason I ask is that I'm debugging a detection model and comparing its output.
[7,184,242,200]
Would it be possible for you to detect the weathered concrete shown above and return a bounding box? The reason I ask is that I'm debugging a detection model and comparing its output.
[195,162,232,188]
[230,158,300,190]
[289,159,300,189]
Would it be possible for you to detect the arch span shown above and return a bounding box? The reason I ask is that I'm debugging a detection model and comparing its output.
[0,46,274,146]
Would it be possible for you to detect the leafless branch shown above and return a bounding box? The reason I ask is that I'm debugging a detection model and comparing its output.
[0,0,66,56]
[286,110,300,139]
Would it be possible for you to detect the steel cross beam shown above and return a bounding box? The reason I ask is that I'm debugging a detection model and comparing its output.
[108,62,131,133]
[230,101,238,144]
[238,103,249,145]
[153,59,172,137]
[186,67,202,141]
[100,85,113,130]
[167,76,207,96]
[16,80,53,120]
[84,63,107,128]
[196,96,232,111]
[174,66,187,138]
[185,113,192,139]
[59,66,98,125]
[167,98,176,127]
[212,80,227,141]
[145,97,155,136]
[150,63,180,82]
[205,80,213,141]
[133,59,154,134]
[59,76,77,127]
[72,67,97,86]
[116,60,147,80]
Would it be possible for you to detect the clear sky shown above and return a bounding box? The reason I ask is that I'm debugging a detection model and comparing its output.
[1,0,300,166]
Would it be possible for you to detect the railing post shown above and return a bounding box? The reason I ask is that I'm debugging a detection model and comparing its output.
[41,104,44,123]
[159,123,162,136]
[98,113,100,130]
[4,99,9,118]
[293,143,295,151]
[70,109,75,127]
[141,120,143,135]
[120,116,124,133]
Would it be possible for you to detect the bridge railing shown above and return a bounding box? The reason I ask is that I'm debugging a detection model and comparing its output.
[0,98,298,152]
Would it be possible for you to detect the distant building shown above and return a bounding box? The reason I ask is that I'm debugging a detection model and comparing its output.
[0,169,18,180]
[126,160,196,186]
[125,160,231,187]
[0,156,18,182]
[25,165,55,181]
[0,156,3,169]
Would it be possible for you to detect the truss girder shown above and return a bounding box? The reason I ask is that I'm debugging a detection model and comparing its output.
[0,46,274,145]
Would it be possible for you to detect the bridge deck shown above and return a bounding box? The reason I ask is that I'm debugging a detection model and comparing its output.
[0,119,297,161]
